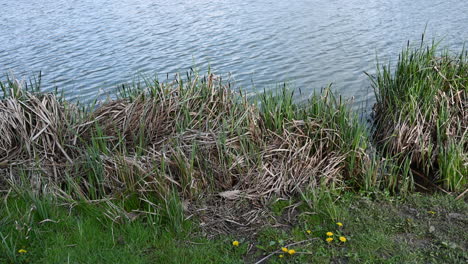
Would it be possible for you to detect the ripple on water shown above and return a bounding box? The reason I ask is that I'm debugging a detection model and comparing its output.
[0,0,467,110]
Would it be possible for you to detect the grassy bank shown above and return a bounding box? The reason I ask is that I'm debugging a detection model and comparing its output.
[1,190,466,263]
[0,41,467,263]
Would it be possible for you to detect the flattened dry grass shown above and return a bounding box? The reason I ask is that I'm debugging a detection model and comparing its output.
[0,90,75,165]
[0,78,82,192]
[370,41,467,192]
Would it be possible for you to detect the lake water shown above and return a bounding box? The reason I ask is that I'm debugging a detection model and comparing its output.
[1,0,467,110]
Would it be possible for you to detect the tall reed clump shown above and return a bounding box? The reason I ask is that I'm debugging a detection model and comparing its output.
[0,71,376,205]
[370,41,467,192]
[0,75,81,190]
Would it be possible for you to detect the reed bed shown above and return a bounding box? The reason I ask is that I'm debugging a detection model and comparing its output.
[0,72,375,207]
[370,41,467,192]
[1,40,466,218]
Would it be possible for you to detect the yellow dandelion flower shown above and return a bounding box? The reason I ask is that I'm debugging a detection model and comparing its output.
[232,240,239,246]
[279,254,284,258]
[288,249,296,255]
[306,230,312,234]
[326,237,333,243]
[336,222,343,227]
[18,249,27,253]
[326,232,333,236]
[428,211,436,215]
[281,247,288,252]
[339,236,347,242]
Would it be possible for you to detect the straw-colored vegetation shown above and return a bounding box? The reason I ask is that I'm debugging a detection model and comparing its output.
[1,72,377,204]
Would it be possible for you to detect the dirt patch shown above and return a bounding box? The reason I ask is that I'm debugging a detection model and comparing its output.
[393,233,432,249]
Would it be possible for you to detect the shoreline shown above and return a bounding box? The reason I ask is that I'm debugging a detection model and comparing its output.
[0,41,466,264]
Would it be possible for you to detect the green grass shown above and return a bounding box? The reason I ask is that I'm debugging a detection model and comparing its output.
[1,189,466,263]
[0,190,246,264]
[243,191,467,264]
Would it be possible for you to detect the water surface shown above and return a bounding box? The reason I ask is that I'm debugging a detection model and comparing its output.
[1,0,467,109]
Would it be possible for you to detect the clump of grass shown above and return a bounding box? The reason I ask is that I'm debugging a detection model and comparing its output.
[87,76,375,200]
[255,86,374,194]
[370,40,467,192]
